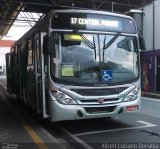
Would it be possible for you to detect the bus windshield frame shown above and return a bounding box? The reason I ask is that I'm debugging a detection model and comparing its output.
[50,31,140,86]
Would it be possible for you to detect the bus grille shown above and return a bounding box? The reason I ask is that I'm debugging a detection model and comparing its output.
[71,87,127,96]
[80,98,119,103]
[85,106,116,114]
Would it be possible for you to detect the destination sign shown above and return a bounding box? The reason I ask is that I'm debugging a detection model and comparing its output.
[71,17,119,27]
[51,12,137,34]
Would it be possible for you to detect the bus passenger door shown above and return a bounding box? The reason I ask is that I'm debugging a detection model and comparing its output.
[26,39,36,109]
[35,32,49,118]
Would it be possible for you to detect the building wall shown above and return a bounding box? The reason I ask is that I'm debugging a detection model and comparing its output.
[0,47,10,65]
[0,40,14,74]
[154,0,160,50]
[143,0,160,50]
[140,1,160,92]
[143,3,153,51]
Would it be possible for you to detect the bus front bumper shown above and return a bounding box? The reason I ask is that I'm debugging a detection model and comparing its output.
[49,96,141,122]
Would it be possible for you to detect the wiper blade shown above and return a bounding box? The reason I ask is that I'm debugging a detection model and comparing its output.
[102,32,121,62]
[73,29,96,60]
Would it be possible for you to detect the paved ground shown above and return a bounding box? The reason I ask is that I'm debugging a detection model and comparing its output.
[0,76,64,149]
[41,98,160,149]
[0,75,6,88]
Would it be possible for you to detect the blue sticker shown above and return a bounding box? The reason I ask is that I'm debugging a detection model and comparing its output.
[102,70,113,81]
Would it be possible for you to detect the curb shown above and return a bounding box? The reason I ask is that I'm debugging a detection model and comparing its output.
[141,92,160,100]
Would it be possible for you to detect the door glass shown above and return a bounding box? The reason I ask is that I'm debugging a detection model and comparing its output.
[35,34,41,74]
[28,39,33,66]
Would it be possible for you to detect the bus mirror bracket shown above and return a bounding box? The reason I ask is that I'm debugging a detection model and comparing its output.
[43,35,50,55]
[138,35,146,51]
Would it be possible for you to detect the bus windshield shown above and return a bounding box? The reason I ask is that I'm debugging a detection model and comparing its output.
[51,32,139,85]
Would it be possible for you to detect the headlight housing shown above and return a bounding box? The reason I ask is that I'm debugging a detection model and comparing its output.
[50,89,77,105]
[123,86,140,102]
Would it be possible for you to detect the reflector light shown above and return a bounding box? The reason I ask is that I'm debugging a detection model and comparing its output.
[125,105,138,112]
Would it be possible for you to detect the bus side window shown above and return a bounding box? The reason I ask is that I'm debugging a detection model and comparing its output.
[34,33,41,73]
[28,39,33,66]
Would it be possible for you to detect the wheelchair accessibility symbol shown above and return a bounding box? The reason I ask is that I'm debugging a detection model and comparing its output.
[102,70,113,81]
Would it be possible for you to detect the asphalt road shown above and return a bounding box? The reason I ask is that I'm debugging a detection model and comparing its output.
[43,98,160,149]
[0,75,6,88]
[0,75,160,149]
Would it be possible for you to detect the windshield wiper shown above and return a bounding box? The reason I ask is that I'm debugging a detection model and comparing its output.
[73,29,96,60]
[102,33,121,62]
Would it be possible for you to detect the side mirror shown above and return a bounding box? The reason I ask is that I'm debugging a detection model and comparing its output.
[139,35,146,51]
[43,35,50,55]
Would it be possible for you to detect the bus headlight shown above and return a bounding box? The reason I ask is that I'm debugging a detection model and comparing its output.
[123,87,140,102]
[50,89,77,105]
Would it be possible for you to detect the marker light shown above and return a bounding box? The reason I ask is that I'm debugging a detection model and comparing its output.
[125,105,139,112]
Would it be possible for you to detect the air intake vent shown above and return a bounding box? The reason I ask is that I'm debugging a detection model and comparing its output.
[85,106,116,114]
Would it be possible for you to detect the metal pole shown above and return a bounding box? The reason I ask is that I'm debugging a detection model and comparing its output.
[153,0,155,51]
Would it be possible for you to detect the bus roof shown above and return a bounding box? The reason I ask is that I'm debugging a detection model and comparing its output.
[50,9,134,20]
[13,9,136,47]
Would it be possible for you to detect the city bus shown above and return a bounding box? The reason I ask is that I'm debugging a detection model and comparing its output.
[6,9,141,122]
